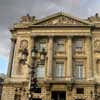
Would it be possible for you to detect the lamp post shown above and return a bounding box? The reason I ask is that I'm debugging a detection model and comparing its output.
[91,89,100,100]
[20,46,46,100]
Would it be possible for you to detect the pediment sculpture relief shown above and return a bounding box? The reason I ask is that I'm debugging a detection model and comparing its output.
[38,16,84,25]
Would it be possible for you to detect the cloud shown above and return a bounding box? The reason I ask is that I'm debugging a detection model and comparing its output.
[0,0,100,58]
[0,0,100,73]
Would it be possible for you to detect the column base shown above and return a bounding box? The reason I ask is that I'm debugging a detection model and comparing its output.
[66,76,73,81]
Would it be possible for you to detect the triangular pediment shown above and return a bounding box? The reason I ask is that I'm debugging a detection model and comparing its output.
[33,12,92,26]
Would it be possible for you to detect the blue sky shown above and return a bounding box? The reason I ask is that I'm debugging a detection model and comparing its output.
[0,56,8,74]
[1,0,100,74]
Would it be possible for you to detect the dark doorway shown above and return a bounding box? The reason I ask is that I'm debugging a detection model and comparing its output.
[76,99,85,100]
[52,91,66,100]
[32,99,41,100]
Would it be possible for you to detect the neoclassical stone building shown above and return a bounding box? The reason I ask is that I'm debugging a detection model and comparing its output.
[1,12,100,100]
[0,77,4,100]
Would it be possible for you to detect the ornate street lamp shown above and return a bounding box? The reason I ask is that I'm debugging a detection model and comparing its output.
[67,81,75,92]
[31,46,37,59]
[90,89,100,100]
[18,45,47,100]
[28,46,46,100]
[40,48,46,64]
[19,48,28,64]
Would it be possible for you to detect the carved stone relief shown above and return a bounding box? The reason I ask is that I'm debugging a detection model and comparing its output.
[39,16,83,25]
[20,40,28,50]
[17,40,29,75]
[94,40,100,52]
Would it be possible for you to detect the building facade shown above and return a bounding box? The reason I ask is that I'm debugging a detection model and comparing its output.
[0,77,3,100]
[1,12,100,100]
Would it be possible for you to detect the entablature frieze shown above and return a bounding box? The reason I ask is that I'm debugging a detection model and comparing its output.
[15,33,92,38]
[14,28,92,37]
[31,32,91,37]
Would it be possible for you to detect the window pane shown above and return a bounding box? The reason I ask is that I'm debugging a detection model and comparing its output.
[36,65,45,78]
[53,62,64,77]
[39,43,46,50]
[75,40,83,48]
[39,39,47,51]
[55,39,65,52]
[73,63,83,80]
[56,44,64,52]
[76,88,84,94]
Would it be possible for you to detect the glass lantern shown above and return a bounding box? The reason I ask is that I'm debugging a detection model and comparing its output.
[22,53,27,60]
[40,48,46,64]
[31,47,37,58]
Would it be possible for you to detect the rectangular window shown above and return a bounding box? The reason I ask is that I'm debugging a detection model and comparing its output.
[76,88,84,94]
[39,39,47,51]
[53,62,64,78]
[36,64,45,78]
[73,62,83,80]
[74,39,83,49]
[76,99,85,100]
[55,39,65,52]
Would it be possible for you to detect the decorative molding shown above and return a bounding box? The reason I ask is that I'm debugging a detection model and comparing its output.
[94,40,100,52]
[36,16,87,26]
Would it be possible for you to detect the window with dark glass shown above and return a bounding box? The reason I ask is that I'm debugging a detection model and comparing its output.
[73,62,83,80]
[34,88,41,93]
[76,99,85,100]
[76,88,84,94]
[53,62,64,78]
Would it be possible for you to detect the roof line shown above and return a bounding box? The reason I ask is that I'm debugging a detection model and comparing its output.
[33,12,92,25]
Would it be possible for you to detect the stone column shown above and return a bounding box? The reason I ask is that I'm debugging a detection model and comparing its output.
[27,36,35,64]
[86,36,93,80]
[47,36,53,79]
[7,38,16,77]
[67,36,72,80]
[27,36,35,79]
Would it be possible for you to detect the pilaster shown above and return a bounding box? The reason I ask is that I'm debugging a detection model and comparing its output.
[47,36,53,79]
[27,36,35,65]
[67,36,72,80]
[7,38,16,77]
[27,36,35,79]
[86,36,93,80]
